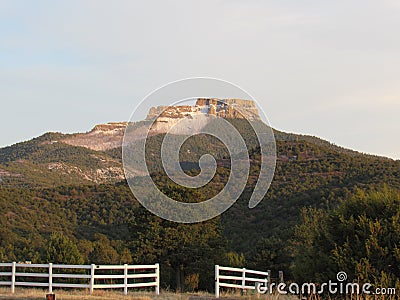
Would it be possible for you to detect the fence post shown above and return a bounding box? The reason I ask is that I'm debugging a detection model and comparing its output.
[124,264,128,295]
[215,265,219,298]
[155,263,160,295]
[242,268,246,289]
[48,263,53,293]
[89,264,95,294]
[267,270,271,289]
[11,262,16,294]
[279,271,284,283]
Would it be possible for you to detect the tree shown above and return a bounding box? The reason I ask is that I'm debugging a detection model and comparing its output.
[77,240,93,263]
[89,234,119,264]
[45,232,83,264]
[293,188,400,290]
[119,248,133,264]
[130,185,227,292]
[224,251,245,268]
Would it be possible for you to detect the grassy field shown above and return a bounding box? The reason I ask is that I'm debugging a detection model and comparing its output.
[0,288,297,300]
[2,288,393,300]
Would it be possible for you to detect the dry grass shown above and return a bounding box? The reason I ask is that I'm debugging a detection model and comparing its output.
[0,288,157,300]
[0,288,298,300]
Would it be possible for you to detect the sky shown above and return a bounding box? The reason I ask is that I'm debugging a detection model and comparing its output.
[0,0,399,159]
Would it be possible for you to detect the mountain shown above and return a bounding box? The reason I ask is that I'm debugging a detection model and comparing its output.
[0,98,266,187]
[0,98,399,290]
[59,98,261,151]
[0,132,124,187]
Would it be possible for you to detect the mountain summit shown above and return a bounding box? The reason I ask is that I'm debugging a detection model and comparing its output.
[62,98,261,151]
[147,98,260,121]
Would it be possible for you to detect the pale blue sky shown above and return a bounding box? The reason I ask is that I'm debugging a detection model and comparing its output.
[0,0,399,159]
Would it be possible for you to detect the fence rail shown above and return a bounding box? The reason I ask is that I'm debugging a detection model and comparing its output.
[215,265,269,298]
[0,262,159,295]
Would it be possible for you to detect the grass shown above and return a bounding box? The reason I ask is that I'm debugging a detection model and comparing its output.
[0,288,298,300]
[1,288,156,300]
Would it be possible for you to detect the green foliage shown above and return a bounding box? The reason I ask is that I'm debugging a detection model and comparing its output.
[130,187,227,291]
[119,247,133,264]
[224,251,246,268]
[292,189,400,290]
[0,132,66,164]
[0,134,121,188]
[89,234,120,264]
[45,232,84,264]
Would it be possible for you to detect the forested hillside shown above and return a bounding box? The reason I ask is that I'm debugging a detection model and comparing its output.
[0,119,399,291]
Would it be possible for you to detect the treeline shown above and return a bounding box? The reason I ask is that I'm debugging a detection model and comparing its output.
[293,188,400,291]
[0,184,238,291]
[1,183,399,292]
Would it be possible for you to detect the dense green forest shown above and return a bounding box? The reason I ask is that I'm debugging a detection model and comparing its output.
[0,120,399,292]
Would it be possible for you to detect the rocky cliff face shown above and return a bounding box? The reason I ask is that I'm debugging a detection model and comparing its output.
[195,98,260,120]
[146,99,260,121]
[146,105,200,120]
[62,122,128,151]
[145,98,260,135]
[62,99,260,150]
[91,122,129,132]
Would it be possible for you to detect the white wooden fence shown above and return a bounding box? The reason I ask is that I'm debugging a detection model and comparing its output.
[214,265,269,298]
[0,262,159,295]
